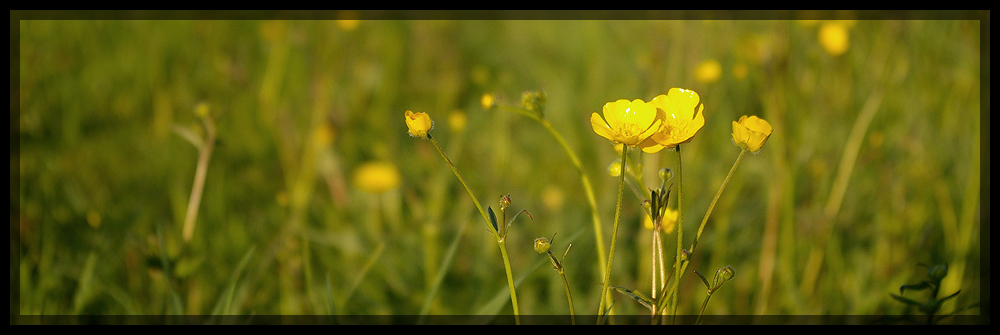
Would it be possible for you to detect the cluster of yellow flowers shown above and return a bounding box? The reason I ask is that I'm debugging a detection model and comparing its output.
[590,87,772,154]
[590,88,705,153]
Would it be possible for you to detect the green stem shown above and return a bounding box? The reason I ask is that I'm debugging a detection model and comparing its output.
[696,293,712,325]
[662,148,747,319]
[537,118,608,285]
[428,134,519,324]
[557,267,576,325]
[668,146,684,321]
[500,106,608,291]
[428,135,497,240]
[598,145,629,323]
[691,149,746,257]
[498,241,521,325]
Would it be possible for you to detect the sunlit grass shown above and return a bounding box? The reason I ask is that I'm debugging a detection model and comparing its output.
[15,17,984,324]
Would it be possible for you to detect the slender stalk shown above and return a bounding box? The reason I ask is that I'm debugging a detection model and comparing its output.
[598,145,629,323]
[182,116,216,242]
[428,135,494,238]
[696,293,712,325]
[651,227,659,300]
[668,146,684,321]
[554,259,576,325]
[427,134,519,324]
[539,117,608,282]
[498,241,521,324]
[500,106,608,288]
[691,149,746,257]
[662,148,747,320]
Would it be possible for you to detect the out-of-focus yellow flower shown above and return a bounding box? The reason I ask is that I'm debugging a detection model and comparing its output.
[542,185,565,212]
[404,110,433,139]
[608,161,622,177]
[353,161,401,194]
[195,102,210,118]
[449,110,467,133]
[643,208,677,234]
[481,94,495,110]
[819,22,850,56]
[695,59,723,84]
[731,115,773,153]
[335,10,361,31]
[591,99,661,148]
[640,88,706,153]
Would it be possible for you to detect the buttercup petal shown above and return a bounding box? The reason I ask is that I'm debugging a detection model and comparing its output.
[591,112,617,142]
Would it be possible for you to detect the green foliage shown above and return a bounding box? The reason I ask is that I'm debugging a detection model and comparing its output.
[15,17,984,323]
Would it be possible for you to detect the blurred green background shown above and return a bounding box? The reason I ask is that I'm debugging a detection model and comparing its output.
[15,14,986,324]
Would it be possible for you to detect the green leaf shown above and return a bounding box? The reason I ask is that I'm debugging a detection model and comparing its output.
[210,245,256,316]
[505,209,532,232]
[612,285,654,310]
[900,281,934,294]
[488,206,499,233]
[890,293,923,307]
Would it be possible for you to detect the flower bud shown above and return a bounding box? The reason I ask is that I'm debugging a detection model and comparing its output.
[715,265,735,285]
[732,115,773,153]
[608,161,622,177]
[534,237,551,254]
[404,110,433,139]
[928,264,948,282]
[500,194,511,210]
[520,91,546,117]
[659,168,673,181]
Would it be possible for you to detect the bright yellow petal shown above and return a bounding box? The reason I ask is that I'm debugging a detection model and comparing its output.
[639,136,665,153]
[590,112,617,143]
[623,99,656,131]
[602,100,628,131]
[639,119,662,142]
[745,115,773,135]
[732,117,750,150]
[652,88,701,121]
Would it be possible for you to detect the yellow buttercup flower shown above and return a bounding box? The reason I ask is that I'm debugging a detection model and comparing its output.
[640,88,706,153]
[731,115,773,153]
[353,161,401,194]
[818,21,849,57]
[591,99,661,148]
[404,110,433,139]
[481,93,495,110]
[448,110,467,133]
[643,207,677,234]
[695,59,722,84]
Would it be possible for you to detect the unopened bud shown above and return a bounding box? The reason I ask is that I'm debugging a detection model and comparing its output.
[500,194,511,210]
[711,265,735,292]
[608,161,622,177]
[659,168,673,181]
[928,264,948,282]
[520,91,546,117]
[534,237,551,254]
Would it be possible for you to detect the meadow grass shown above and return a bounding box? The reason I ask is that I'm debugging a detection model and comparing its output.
[15,17,985,324]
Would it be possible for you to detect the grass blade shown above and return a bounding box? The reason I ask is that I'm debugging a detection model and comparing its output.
[210,245,256,316]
